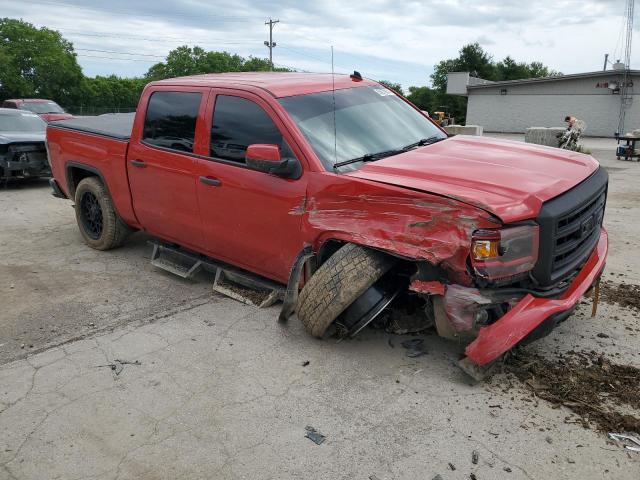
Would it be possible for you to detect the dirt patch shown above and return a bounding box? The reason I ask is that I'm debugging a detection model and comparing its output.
[600,280,640,310]
[501,350,640,434]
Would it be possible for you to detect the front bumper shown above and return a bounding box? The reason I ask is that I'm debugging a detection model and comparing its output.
[464,227,608,366]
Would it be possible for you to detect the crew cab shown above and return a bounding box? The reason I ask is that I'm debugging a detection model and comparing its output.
[46,72,608,374]
[3,98,73,122]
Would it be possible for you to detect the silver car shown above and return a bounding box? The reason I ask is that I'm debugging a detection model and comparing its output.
[0,108,49,183]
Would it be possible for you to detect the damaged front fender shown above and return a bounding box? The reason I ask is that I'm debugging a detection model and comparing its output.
[302,174,499,284]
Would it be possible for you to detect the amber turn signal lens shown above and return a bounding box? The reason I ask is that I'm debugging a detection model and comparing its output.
[472,240,500,260]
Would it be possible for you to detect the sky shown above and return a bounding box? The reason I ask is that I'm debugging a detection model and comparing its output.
[2,0,637,89]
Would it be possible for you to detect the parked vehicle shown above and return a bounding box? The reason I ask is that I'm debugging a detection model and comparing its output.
[0,108,50,182]
[2,98,73,122]
[46,73,608,376]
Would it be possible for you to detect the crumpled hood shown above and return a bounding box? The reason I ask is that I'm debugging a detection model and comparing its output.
[346,135,599,223]
[0,132,46,144]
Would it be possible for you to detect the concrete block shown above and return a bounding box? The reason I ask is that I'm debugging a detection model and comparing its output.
[525,127,565,147]
[444,125,483,136]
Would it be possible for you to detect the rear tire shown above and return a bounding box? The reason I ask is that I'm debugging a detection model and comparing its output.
[297,243,394,338]
[74,176,130,250]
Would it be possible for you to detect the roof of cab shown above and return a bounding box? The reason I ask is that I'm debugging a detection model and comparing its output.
[149,72,379,98]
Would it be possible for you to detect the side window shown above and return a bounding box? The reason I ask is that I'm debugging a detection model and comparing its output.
[142,91,202,153]
[210,95,283,163]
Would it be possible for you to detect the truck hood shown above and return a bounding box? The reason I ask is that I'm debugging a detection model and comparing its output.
[0,132,46,144]
[346,135,599,223]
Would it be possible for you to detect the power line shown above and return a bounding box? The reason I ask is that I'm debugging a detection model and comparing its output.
[76,54,158,62]
[61,29,259,45]
[76,48,166,58]
[13,0,259,22]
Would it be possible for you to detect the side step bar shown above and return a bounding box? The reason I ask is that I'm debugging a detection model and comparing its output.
[149,241,286,307]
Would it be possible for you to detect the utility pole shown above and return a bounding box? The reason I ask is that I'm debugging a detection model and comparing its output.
[617,0,634,135]
[264,18,279,69]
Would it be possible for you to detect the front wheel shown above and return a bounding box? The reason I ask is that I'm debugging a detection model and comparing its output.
[74,176,130,250]
[296,243,394,338]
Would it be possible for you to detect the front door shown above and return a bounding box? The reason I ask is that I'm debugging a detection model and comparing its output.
[195,91,308,283]
[128,88,209,251]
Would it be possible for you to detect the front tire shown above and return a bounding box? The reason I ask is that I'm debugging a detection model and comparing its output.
[74,177,130,250]
[297,243,394,338]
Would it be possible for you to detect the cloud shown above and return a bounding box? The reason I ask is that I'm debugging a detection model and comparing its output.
[3,0,630,88]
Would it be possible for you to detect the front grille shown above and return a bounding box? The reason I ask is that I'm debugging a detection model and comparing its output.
[532,168,608,286]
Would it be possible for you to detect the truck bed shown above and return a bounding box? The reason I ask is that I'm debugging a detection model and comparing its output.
[49,112,135,140]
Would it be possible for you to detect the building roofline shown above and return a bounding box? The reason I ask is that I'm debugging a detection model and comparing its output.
[467,69,640,89]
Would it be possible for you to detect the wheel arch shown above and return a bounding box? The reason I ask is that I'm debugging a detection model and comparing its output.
[66,161,108,198]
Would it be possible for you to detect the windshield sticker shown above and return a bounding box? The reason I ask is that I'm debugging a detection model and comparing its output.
[374,88,395,97]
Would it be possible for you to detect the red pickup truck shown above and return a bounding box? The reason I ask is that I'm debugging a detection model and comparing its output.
[46,72,608,374]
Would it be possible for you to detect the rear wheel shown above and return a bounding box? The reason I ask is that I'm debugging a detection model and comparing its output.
[74,176,130,250]
[297,243,394,337]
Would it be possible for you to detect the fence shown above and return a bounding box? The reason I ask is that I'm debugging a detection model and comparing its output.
[65,106,137,116]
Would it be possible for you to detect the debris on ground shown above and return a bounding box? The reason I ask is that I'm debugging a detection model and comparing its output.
[401,338,427,358]
[600,280,640,310]
[448,462,456,471]
[213,277,275,307]
[96,359,141,377]
[305,426,326,445]
[608,433,640,452]
[502,350,640,433]
[376,293,432,335]
[302,360,310,367]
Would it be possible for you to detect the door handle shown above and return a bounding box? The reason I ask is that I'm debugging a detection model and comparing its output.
[199,176,221,187]
[130,159,146,168]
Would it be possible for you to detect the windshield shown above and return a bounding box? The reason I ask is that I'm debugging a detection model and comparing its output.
[20,101,65,114]
[279,85,445,170]
[0,112,46,132]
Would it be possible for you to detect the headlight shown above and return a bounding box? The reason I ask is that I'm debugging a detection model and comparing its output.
[471,225,539,280]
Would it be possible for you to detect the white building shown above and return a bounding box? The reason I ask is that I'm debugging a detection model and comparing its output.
[447,70,640,137]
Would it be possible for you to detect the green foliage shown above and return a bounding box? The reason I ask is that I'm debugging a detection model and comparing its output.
[405,86,435,111]
[145,46,289,81]
[70,76,147,115]
[378,80,404,96]
[430,43,559,123]
[0,18,83,105]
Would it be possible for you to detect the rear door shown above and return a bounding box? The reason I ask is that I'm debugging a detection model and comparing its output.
[195,90,308,283]
[127,88,209,251]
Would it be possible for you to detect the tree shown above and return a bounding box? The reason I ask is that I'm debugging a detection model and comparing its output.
[145,46,288,81]
[405,86,435,111]
[0,18,83,105]
[71,76,146,115]
[494,56,561,81]
[378,80,404,96]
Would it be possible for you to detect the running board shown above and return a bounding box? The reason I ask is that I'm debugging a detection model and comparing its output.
[151,243,203,279]
[149,241,285,307]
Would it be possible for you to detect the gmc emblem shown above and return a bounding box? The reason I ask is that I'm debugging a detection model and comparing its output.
[581,215,596,237]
